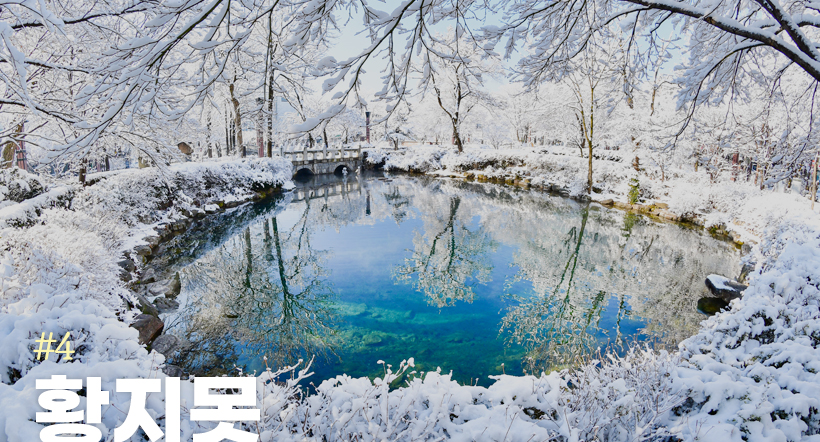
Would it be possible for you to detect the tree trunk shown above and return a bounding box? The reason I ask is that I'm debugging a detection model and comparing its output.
[206,110,213,158]
[225,107,232,155]
[587,139,593,194]
[230,82,244,157]
[453,127,464,153]
[79,160,87,185]
[1,140,14,169]
[267,75,274,158]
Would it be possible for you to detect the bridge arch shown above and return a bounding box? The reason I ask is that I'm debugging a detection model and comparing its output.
[333,164,352,176]
[294,167,314,180]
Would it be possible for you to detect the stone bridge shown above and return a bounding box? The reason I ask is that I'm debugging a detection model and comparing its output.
[281,146,361,176]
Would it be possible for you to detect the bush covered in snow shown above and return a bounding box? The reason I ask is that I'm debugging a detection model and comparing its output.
[75,157,293,227]
[0,168,45,206]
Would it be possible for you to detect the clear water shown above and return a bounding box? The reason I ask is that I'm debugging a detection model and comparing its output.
[162,173,740,386]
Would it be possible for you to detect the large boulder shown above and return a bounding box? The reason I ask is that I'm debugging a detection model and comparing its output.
[705,274,748,302]
[130,314,164,345]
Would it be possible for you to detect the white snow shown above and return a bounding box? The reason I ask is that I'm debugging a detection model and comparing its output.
[1,155,819,441]
[706,274,733,291]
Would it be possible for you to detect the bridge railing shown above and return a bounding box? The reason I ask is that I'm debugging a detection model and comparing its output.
[280,145,361,162]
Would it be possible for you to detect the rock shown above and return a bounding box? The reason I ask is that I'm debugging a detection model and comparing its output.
[153,297,179,314]
[118,259,136,273]
[144,235,161,248]
[613,201,630,210]
[162,364,185,377]
[705,274,748,302]
[135,292,159,317]
[117,259,135,282]
[134,245,152,257]
[362,333,383,346]
[203,204,220,213]
[130,314,164,345]
[140,268,157,283]
[599,199,614,206]
[148,273,181,298]
[654,202,669,209]
[738,262,755,284]
[656,209,680,221]
[151,334,183,356]
[697,297,729,315]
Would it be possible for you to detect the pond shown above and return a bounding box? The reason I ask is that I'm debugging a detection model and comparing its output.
[159,173,740,386]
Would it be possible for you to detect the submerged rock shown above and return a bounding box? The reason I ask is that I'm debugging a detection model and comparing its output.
[131,314,164,345]
[151,334,187,356]
[153,297,179,313]
[362,333,384,346]
[697,297,730,315]
[705,274,748,302]
[148,273,181,298]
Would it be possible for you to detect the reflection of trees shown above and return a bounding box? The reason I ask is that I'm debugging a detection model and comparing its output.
[487,190,739,373]
[502,206,615,371]
[394,195,496,307]
[167,199,336,375]
[383,185,411,224]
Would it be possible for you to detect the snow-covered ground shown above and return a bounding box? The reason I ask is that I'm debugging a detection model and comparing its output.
[1,153,818,441]
[365,144,817,243]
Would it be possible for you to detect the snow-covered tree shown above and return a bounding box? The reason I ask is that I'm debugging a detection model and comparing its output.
[418,32,502,153]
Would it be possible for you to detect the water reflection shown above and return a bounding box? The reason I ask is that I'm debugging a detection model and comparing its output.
[163,174,739,381]
[394,195,497,307]
[165,199,336,375]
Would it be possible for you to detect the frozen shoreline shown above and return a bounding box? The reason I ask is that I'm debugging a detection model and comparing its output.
[0,155,818,441]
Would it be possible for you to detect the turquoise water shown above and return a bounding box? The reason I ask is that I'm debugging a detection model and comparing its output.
[163,173,740,385]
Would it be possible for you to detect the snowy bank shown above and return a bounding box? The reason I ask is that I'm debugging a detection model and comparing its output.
[1,155,819,441]
[364,145,816,243]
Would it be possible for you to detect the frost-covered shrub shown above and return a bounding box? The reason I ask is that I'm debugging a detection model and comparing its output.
[0,168,44,207]
[73,157,292,226]
[253,349,683,442]
[0,209,138,385]
[673,222,820,441]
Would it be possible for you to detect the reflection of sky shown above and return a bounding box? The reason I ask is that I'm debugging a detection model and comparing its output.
[247,190,645,385]
[172,175,738,386]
